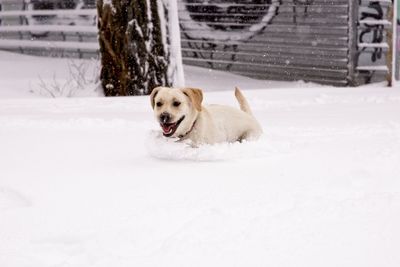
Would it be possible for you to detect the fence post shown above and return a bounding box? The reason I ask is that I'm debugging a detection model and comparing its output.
[347,0,359,86]
[392,0,398,85]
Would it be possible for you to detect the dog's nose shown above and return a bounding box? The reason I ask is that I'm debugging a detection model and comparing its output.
[159,112,171,124]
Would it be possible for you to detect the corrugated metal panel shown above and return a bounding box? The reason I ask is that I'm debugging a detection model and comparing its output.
[178,0,352,86]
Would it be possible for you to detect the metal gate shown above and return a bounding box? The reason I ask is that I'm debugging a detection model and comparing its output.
[178,0,393,86]
[0,0,394,86]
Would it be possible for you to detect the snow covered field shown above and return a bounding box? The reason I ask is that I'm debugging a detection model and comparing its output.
[1,51,400,266]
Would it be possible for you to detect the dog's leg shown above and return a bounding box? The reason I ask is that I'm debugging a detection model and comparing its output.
[237,134,245,143]
[239,129,262,142]
[175,138,199,148]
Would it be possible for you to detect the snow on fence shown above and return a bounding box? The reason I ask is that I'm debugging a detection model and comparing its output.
[0,0,394,86]
[0,0,97,58]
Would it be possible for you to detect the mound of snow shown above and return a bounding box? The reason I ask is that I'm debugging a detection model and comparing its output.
[146,130,291,161]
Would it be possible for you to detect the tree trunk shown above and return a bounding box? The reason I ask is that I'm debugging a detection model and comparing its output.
[97,0,171,96]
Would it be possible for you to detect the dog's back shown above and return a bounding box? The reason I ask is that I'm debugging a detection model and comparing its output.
[203,89,262,143]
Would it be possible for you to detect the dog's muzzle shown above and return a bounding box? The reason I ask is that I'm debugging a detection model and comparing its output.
[160,116,185,137]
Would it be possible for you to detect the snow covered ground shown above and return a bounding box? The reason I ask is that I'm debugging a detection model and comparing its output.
[1,51,400,266]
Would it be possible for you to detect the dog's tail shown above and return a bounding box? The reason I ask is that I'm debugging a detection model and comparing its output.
[235,87,253,115]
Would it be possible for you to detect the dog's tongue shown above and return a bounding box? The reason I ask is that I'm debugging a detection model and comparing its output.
[162,124,173,134]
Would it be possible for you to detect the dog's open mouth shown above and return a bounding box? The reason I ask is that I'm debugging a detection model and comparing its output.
[160,116,185,137]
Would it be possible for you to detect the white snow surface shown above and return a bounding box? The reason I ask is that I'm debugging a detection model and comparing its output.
[1,51,400,266]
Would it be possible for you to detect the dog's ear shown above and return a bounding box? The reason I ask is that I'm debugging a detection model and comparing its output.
[182,88,203,111]
[150,87,161,109]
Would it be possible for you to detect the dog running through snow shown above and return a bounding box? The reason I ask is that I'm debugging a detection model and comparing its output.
[150,86,263,145]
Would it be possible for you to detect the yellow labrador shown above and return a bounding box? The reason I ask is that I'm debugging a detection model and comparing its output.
[150,86,262,145]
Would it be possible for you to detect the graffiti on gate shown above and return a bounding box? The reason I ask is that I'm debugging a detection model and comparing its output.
[179,0,280,41]
[359,1,385,62]
[179,0,316,69]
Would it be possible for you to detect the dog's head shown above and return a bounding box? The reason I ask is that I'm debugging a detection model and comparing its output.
[150,87,203,137]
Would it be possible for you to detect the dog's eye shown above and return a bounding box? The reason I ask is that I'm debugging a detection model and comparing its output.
[156,102,163,107]
[173,101,181,107]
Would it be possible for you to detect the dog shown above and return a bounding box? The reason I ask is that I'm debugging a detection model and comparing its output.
[150,86,262,145]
